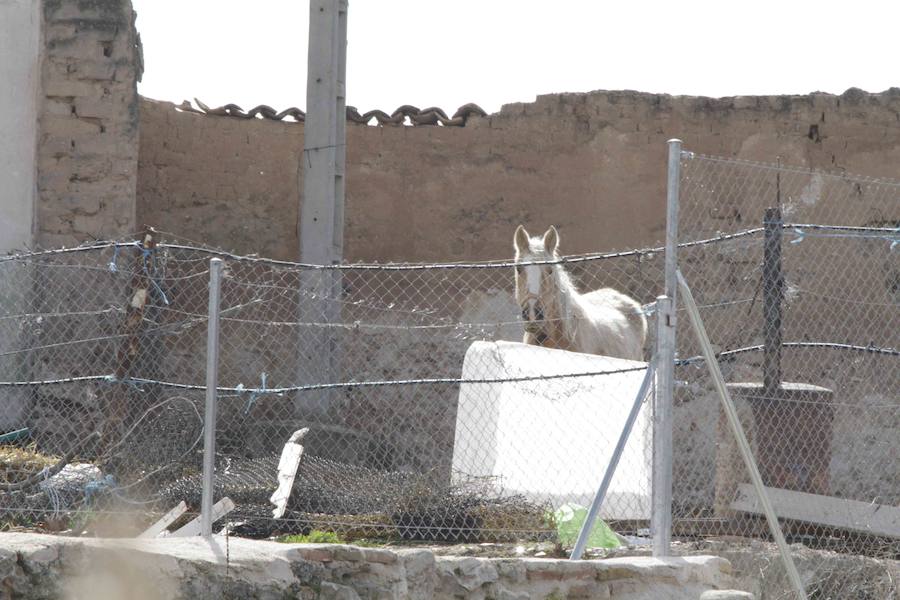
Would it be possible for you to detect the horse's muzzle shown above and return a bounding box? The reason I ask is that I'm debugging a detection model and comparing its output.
[523,320,543,334]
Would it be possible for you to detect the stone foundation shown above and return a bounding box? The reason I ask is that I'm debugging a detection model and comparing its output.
[0,533,735,599]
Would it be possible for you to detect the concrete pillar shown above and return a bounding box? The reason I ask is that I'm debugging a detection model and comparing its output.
[0,0,41,431]
[0,0,41,252]
[297,0,348,421]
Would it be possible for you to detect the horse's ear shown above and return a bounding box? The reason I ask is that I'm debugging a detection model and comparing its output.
[514,225,530,253]
[543,226,559,253]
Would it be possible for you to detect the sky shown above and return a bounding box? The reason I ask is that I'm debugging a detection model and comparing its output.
[133,0,899,116]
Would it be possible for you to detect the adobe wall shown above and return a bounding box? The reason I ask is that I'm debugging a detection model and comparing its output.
[12,0,143,441]
[37,0,141,248]
[137,88,900,262]
[135,90,900,493]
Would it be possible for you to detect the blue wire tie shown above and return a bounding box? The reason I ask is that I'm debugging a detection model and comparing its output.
[243,372,267,415]
[140,247,170,306]
[84,475,117,505]
[103,375,145,392]
[108,245,120,273]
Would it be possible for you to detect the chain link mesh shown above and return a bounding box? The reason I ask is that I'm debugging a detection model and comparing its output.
[0,232,663,544]
[674,151,900,599]
[1,148,896,598]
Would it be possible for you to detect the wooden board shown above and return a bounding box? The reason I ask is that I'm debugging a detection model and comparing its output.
[138,501,188,538]
[731,483,900,539]
[170,497,236,537]
[270,441,304,519]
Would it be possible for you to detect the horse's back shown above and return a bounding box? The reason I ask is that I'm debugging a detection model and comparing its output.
[579,287,647,360]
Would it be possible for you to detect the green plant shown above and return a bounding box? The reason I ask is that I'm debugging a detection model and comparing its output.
[278,530,344,544]
[277,530,391,547]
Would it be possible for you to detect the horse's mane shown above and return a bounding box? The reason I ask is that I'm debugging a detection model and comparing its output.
[550,261,581,335]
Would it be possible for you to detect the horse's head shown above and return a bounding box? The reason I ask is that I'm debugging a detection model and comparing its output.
[513,225,560,335]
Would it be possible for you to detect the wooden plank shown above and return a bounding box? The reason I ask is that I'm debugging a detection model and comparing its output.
[270,429,307,519]
[170,497,235,537]
[138,501,188,539]
[731,483,900,539]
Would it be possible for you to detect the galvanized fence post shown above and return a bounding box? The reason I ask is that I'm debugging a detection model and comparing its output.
[652,294,674,555]
[651,138,681,556]
[201,257,224,537]
[571,361,657,560]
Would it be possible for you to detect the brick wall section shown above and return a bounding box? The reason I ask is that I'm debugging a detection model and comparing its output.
[36,0,141,247]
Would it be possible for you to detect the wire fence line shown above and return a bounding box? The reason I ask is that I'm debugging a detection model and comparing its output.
[672,150,900,599]
[0,227,669,542]
[0,146,896,596]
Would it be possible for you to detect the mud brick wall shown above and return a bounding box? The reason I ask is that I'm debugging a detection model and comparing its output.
[138,89,900,262]
[135,90,900,495]
[24,0,143,452]
[36,0,141,247]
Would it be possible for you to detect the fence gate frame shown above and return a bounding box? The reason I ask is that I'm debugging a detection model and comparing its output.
[655,140,809,599]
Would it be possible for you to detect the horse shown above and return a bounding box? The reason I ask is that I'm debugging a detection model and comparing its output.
[513,225,647,361]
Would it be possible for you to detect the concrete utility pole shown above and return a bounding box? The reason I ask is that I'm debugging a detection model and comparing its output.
[0,0,40,430]
[298,0,348,416]
[301,0,347,265]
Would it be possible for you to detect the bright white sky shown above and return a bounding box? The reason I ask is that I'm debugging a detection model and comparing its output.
[133,0,897,115]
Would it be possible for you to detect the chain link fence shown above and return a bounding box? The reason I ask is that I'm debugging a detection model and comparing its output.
[0,229,664,543]
[673,151,900,599]
[0,145,896,598]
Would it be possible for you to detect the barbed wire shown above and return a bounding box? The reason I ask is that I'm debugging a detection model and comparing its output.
[1,223,890,271]
[0,339,893,393]
[676,341,900,366]
[0,364,649,393]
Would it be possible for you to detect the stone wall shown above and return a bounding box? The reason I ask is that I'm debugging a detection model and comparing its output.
[0,533,737,600]
[37,0,141,248]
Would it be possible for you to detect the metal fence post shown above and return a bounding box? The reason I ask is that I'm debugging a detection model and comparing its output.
[652,295,674,555]
[663,139,682,300]
[651,138,681,556]
[201,258,224,537]
[763,205,784,399]
[571,361,657,560]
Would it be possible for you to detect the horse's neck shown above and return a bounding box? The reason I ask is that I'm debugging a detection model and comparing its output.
[547,265,580,335]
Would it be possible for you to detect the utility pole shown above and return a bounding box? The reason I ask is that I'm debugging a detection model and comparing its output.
[301,0,347,266]
[299,0,347,415]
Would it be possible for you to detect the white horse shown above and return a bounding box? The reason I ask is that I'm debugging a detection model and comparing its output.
[513,225,647,360]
